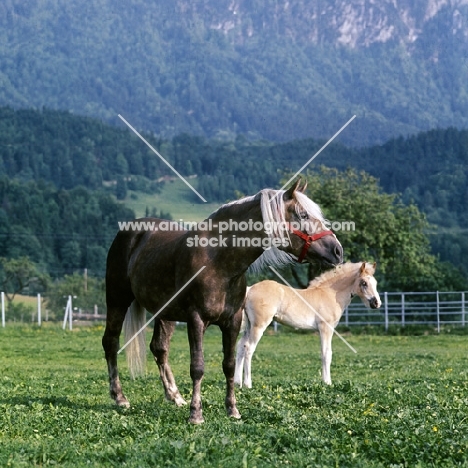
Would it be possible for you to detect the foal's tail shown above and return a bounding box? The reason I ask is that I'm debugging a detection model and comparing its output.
[123,300,147,379]
[239,286,252,334]
[239,310,248,333]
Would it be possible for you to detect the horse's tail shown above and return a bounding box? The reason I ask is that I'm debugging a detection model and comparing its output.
[123,300,147,379]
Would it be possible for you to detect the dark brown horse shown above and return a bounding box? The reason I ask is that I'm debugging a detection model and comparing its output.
[102,180,343,423]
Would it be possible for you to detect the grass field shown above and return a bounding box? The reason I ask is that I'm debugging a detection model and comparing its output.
[0,325,467,467]
[123,179,219,221]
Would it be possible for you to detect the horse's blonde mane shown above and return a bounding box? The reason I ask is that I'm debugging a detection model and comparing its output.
[214,188,325,230]
[210,187,329,274]
[307,262,375,289]
[251,189,326,273]
[293,191,326,230]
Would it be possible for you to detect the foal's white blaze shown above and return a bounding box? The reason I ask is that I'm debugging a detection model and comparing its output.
[355,267,381,309]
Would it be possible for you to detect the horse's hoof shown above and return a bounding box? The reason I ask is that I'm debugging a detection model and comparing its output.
[166,393,187,406]
[228,408,241,420]
[174,395,187,407]
[116,397,130,408]
[188,414,204,424]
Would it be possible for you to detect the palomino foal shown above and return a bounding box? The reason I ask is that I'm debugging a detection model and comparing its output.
[235,262,381,388]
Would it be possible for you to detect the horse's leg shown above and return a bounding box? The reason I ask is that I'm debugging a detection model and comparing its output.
[102,302,133,407]
[318,322,334,385]
[149,319,186,407]
[242,321,270,389]
[219,310,243,419]
[187,313,207,424]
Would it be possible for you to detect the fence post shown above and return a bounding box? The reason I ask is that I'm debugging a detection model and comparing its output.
[384,292,388,331]
[62,296,69,330]
[462,292,465,327]
[69,296,73,331]
[436,291,440,333]
[63,295,73,330]
[1,292,4,328]
[37,293,41,327]
[401,293,405,327]
[345,306,349,327]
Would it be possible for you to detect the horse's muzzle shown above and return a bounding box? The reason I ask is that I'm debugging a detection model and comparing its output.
[334,244,343,264]
[369,297,381,309]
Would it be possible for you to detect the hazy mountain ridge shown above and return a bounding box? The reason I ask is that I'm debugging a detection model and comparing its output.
[0,0,467,145]
[176,0,468,49]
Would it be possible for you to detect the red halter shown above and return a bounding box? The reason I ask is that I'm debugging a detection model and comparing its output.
[289,226,334,263]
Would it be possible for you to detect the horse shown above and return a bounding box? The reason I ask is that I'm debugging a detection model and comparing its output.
[102,179,343,423]
[234,262,381,388]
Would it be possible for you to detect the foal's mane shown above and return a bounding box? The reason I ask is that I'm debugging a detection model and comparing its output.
[307,262,374,289]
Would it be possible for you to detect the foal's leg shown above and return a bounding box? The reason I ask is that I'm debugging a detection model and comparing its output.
[187,313,207,424]
[242,322,270,388]
[219,310,243,419]
[318,322,334,385]
[150,319,186,407]
[102,303,133,407]
[234,318,249,387]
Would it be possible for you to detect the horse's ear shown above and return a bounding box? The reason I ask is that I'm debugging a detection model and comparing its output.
[372,262,377,271]
[299,180,308,193]
[359,262,366,274]
[284,179,302,200]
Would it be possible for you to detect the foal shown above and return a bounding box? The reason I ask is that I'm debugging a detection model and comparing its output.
[235,262,381,388]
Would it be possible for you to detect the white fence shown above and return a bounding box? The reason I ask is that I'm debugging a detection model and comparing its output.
[0,293,105,327]
[1,291,467,332]
[342,291,467,331]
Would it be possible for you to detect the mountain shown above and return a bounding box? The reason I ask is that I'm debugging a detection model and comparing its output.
[0,0,467,145]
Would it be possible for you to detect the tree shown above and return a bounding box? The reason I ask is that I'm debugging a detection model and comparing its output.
[115,176,127,200]
[60,240,82,271]
[45,273,106,317]
[0,256,48,305]
[286,167,467,292]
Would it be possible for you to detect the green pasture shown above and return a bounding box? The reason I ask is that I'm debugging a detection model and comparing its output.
[0,325,467,467]
[124,179,219,221]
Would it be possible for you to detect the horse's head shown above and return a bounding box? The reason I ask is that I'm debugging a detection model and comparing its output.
[353,262,381,309]
[281,180,343,268]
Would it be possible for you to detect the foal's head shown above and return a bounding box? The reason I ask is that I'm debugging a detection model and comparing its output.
[353,262,381,309]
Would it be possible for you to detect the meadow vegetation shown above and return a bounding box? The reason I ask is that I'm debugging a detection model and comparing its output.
[0,325,467,467]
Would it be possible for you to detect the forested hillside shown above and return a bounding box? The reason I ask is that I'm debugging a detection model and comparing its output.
[0,107,466,277]
[0,0,467,145]
[2,107,466,225]
[0,178,134,277]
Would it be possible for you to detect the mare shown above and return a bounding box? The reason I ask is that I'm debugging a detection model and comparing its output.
[102,180,343,423]
[235,262,381,388]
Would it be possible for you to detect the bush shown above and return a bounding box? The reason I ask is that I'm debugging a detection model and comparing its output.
[6,302,34,322]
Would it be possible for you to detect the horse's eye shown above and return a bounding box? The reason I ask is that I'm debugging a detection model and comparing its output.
[299,212,308,220]
[360,280,367,288]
